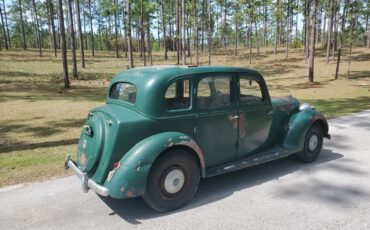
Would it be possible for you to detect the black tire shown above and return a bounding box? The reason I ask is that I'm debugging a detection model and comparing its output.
[293,124,324,163]
[143,149,200,212]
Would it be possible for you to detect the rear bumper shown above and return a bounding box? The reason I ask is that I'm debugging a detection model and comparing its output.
[64,154,109,197]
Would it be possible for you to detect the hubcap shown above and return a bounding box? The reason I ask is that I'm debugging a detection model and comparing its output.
[163,169,185,194]
[308,134,319,152]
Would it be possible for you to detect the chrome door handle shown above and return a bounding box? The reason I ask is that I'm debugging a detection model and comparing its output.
[228,114,239,120]
[266,110,273,115]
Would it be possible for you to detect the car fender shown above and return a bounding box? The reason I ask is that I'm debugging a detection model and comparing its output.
[103,132,205,199]
[283,109,329,150]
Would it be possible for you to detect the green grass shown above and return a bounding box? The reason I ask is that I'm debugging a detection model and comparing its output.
[0,47,369,187]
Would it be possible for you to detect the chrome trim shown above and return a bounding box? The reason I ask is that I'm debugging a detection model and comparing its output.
[64,154,109,197]
[299,103,314,111]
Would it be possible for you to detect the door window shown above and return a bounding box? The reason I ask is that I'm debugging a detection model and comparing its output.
[164,79,190,110]
[197,76,232,109]
[239,78,264,104]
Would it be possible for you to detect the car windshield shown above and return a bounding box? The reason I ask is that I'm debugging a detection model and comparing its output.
[109,82,136,103]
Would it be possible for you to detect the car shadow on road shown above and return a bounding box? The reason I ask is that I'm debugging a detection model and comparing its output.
[100,148,343,224]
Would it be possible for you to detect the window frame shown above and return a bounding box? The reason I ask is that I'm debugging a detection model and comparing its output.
[237,73,270,106]
[162,77,193,112]
[194,72,237,112]
[108,82,137,104]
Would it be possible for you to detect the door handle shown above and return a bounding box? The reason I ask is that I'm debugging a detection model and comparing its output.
[228,114,239,120]
[266,110,273,115]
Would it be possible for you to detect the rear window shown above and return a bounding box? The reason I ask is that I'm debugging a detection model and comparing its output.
[109,82,136,103]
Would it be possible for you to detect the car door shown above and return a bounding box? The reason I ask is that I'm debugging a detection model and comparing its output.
[194,73,238,168]
[237,72,273,159]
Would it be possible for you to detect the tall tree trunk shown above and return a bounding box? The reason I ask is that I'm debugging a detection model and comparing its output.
[305,0,310,60]
[274,0,279,55]
[162,0,168,60]
[58,0,69,88]
[19,0,27,50]
[181,0,186,65]
[308,0,317,82]
[331,0,339,61]
[347,11,354,79]
[146,10,153,65]
[248,18,252,65]
[223,0,227,51]
[207,0,211,65]
[335,0,348,80]
[322,3,326,48]
[75,0,85,67]
[176,0,180,64]
[32,0,42,56]
[82,3,87,50]
[140,1,146,66]
[126,1,133,68]
[47,0,57,57]
[88,0,94,56]
[122,0,127,58]
[326,0,333,63]
[0,4,8,50]
[235,19,238,56]
[255,20,260,59]
[201,0,205,53]
[67,0,78,79]
[194,0,199,65]
[2,0,10,47]
[114,0,119,58]
[285,0,290,59]
[263,1,267,48]
[367,0,370,48]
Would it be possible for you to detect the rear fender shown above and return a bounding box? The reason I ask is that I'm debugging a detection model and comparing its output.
[103,132,205,199]
[283,109,329,150]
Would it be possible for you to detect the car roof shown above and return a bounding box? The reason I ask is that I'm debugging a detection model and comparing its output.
[108,66,262,117]
[111,65,261,85]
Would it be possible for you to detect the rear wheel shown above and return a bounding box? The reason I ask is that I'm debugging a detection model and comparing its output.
[143,149,200,212]
[293,124,324,163]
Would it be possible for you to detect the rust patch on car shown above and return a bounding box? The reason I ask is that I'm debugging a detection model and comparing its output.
[239,113,246,138]
[310,114,325,122]
[174,138,206,170]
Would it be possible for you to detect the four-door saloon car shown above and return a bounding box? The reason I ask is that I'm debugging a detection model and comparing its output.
[65,66,330,212]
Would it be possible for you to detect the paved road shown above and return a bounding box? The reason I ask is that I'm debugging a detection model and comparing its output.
[1,110,370,230]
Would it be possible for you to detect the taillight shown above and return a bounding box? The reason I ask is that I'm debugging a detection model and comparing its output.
[113,162,120,169]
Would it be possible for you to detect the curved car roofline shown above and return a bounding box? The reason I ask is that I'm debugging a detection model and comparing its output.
[112,65,261,84]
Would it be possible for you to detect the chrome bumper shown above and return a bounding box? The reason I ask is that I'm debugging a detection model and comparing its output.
[64,154,109,197]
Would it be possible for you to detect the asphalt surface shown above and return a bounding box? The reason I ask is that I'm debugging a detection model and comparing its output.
[1,110,370,230]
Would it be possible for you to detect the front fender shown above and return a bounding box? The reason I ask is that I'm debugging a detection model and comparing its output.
[283,109,328,150]
[103,132,205,199]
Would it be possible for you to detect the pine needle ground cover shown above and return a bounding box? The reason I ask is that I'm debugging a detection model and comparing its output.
[0,47,369,187]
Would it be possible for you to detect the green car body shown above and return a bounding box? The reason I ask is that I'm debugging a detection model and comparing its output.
[65,66,330,209]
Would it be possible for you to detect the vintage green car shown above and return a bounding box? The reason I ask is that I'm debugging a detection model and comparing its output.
[65,66,330,212]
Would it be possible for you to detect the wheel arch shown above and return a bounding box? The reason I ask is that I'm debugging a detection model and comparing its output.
[156,145,206,178]
[104,132,205,199]
[283,109,330,150]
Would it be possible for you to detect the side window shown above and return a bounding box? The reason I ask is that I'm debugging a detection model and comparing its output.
[197,76,232,109]
[239,78,264,104]
[164,79,190,110]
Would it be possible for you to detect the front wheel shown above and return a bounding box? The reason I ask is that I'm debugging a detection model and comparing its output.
[143,149,200,212]
[293,124,324,163]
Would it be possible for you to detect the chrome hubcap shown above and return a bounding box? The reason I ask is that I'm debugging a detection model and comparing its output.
[163,169,185,194]
[308,134,318,152]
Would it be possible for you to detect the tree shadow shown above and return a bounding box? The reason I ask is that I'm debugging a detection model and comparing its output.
[100,148,344,224]
[347,70,370,80]
[305,97,370,119]
[0,83,106,102]
[0,117,84,153]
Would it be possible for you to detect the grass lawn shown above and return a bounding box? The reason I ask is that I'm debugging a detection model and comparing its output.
[0,47,369,187]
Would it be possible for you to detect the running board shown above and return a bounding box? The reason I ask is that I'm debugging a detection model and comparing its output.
[206,147,297,178]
